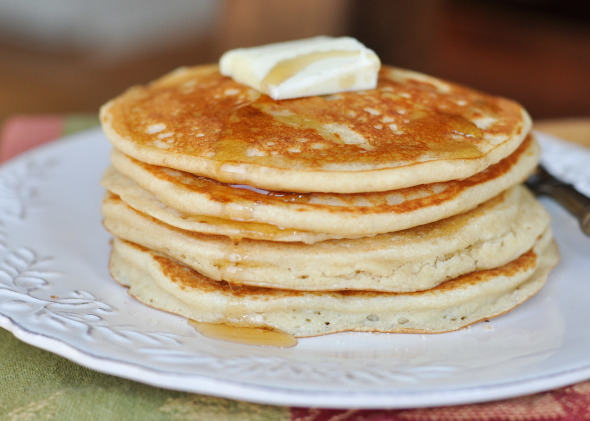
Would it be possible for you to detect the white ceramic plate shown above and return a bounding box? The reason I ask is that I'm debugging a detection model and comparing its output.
[1,128,589,409]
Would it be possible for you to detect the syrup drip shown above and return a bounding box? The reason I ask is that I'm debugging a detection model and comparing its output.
[217,236,246,283]
[193,213,301,242]
[189,320,298,348]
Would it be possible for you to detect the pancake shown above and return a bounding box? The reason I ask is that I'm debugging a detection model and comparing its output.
[102,185,550,292]
[99,44,558,341]
[100,64,531,194]
[100,166,341,244]
[105,134,539,237]
[108,229,557,337]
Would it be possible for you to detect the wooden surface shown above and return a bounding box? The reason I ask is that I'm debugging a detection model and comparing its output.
[534,118,590,148]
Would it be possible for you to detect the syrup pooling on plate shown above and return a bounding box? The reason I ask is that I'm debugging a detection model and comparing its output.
[189,320,298,348]
[187,274,299,348]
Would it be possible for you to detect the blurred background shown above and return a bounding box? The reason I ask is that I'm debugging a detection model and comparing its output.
[1,0,589,128]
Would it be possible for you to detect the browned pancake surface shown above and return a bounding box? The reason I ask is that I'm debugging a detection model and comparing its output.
[102,65,530,193]
[146,242,537,299]
[109,134,536,223]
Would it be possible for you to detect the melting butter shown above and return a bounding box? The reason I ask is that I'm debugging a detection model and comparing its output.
[219,36,380,100]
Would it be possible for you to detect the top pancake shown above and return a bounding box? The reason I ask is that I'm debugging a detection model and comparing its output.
[100,64,531,193]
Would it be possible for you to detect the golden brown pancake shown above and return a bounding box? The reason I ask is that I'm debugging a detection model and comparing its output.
[102,185,550,292]
[104,134,539,237]
[99,55,556,339]
[100,166,345,244]
[108,230,557,337]
[100,65,531,193]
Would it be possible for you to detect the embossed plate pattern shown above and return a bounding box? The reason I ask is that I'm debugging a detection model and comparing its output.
[0,128,589,409]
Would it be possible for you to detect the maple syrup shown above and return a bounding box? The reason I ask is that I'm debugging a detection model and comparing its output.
[189,320,298,348]
[192,213,298,242]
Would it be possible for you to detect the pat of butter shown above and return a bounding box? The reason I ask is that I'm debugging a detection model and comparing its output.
[219,36,381,100]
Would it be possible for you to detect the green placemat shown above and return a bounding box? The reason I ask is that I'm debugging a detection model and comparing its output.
[0,329,289,420]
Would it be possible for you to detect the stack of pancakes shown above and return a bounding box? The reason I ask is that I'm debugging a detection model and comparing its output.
[99,64,558,337]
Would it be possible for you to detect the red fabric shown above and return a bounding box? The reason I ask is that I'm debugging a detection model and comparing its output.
[0,115,63,163]
[291,382,590,419]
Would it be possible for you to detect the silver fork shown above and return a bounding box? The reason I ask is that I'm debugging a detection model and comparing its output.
[525,165,590,236]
